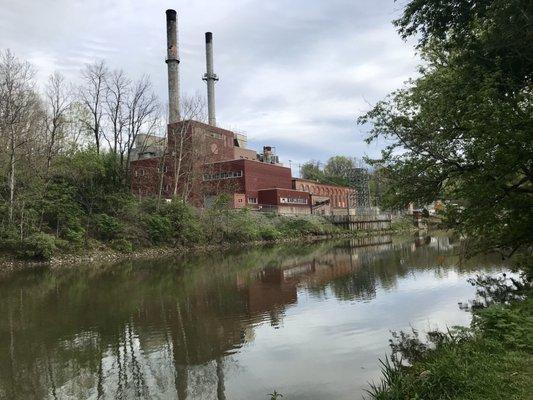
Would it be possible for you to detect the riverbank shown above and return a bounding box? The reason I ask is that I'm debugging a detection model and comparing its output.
[368,261,533,400]
[1,194,418,269]
[0,224,415,271]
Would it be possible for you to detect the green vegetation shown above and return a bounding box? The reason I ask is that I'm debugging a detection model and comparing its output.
[0,50,345,263]
[358,0,532,256]
[361,2,533,397]
[368,265,533,400]
[300,156,355,187]
[369,252,533,399]
[0,148,341,262]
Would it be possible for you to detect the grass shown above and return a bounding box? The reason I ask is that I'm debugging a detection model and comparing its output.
[367,271,533,400]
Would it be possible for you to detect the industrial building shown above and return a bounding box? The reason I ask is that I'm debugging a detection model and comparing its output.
[130,9,356,215]
[292,178,357,215]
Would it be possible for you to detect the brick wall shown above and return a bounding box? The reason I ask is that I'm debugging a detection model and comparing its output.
[258,188,310,207]
[202,159,294,206]
[292,178,356,208]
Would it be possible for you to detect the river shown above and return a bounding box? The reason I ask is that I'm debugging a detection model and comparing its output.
[0,233,505,399]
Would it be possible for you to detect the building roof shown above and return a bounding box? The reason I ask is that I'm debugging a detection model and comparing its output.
[169,119,240,136]
[258,188,310,193]
[205,158,291,170]
[292,177,356,190]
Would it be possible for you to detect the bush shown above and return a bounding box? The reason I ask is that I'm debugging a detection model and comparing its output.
[277,215,337,236]
[391,216,413,231]
[258,224,282,241]
[19,233,56,261]
[163,199,203,244]
[0,226,20,251]
[63,226,86,245]
[93,213,122,241]
[203,208,263,244]
[110,238,134,253]
[146,214,173,244]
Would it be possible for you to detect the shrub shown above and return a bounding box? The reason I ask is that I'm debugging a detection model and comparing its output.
[259,224,282,241]
[205,208,263,244]
[277,215,335,236]
[110,238,134,253]
[0,226,20,251]
[146,214,173,244]
[63,226,85,245]
[19,233,56,261]
[93,213,122,241]
[163,199,203,244]
[212,194,232,210]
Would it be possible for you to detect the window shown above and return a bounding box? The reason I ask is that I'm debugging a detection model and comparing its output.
[203,170,244,181]
[280,197,308,205]
[135,169,145,177]
[248,197,258,204]
[157,165,168,173]
[209,132,223,140]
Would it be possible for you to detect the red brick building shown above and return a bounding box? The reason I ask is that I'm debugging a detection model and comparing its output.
[292,178,356,214]
[131,120,248,202]
[203,159,310,213]
[130,120,310,213]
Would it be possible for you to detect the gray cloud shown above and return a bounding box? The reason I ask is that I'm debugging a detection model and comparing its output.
[0,0,419,169]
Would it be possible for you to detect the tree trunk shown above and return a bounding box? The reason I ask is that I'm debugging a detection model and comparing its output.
[8,138,16,224]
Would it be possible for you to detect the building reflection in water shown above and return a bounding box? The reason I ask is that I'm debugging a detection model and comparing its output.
[0,234,501,399]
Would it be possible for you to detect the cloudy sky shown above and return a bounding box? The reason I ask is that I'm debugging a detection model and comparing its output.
[1,0,419,170]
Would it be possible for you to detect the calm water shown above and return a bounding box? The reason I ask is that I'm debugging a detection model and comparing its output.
[0,234,505,400]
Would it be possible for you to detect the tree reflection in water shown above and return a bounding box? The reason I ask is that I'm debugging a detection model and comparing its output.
[0,234,504,399]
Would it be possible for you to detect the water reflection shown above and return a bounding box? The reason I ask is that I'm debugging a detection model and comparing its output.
[0,234,504,399]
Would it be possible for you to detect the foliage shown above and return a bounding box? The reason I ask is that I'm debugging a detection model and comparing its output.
[358,0,533,255]
[258,224,282,241]
[277,215,339,236]
[146,214,173,244]
[367,264,533,400]
[19,233,56,261]
[110,238,134,254]
[93,213,122,241]
[162,199,203,244]
[473,297,533,352]
[301,156,358,187]
[300,160,324,181]
[0,226,20,252]
[390,216,413,232]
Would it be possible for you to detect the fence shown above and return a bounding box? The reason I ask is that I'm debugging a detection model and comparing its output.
[328,214,392,231]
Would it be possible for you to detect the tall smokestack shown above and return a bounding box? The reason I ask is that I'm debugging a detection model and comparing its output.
[203,32,218,126]
[166,9,180,123]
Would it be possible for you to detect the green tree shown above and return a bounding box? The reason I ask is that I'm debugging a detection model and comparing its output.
[359,0,532,255]
[323,156,355,186]
[300,160,324,181]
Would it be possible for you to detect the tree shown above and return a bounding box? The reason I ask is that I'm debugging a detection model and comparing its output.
[166,95,206,200]
[79,60,108,153]
[124,75,161,173]
[301,156,360,186]
[104,69,129,156]
[358,0,532,255]
[323,156,356,186]
[0,50,40,223]
[44,72,72,172]
[300,160,323,181]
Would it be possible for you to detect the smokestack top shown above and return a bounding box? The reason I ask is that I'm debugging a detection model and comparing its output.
[166,9,180,123]
[166,9,176,21]
[205,32,213,43]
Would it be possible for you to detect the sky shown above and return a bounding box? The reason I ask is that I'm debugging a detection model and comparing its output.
[0,0,419,171]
